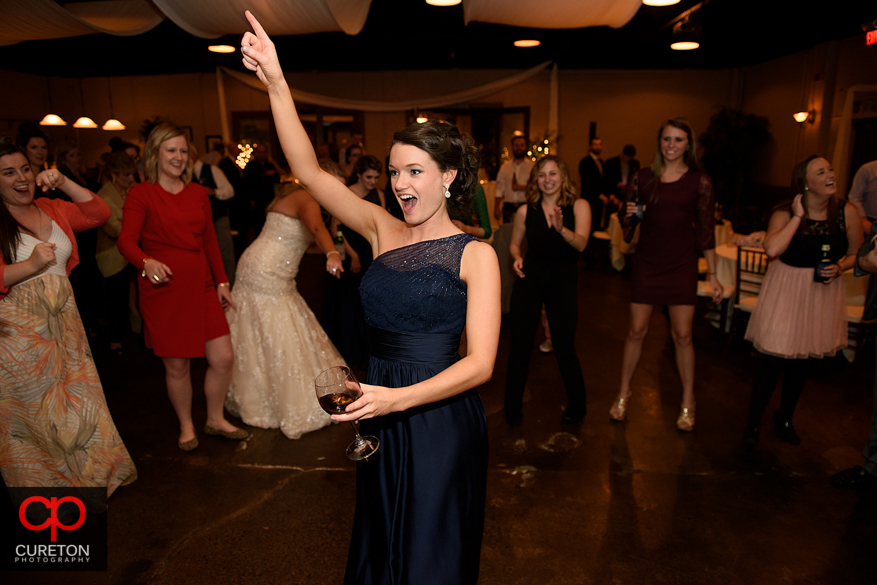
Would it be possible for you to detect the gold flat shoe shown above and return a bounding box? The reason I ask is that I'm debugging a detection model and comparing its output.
[609,395,630,421]
[204,425,250,440]
[178,436,199,451]
[677,404,695,432]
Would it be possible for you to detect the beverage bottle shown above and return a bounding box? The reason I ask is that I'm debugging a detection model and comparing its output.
[334,226,346,261]
[629,173,644,225]
[814,239,831,283]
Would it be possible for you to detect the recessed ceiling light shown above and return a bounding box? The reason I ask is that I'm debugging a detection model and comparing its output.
[514,40,541,48]
[426,0,461,6]
[670,41,700,51]
[208,45,236,54]
[643,0,681,6]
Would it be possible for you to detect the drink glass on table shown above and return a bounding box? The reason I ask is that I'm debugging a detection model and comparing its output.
[315,366,379,461]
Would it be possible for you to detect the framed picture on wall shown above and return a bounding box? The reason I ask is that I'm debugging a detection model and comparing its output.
[205,135,223,154]
[180,125,194,145]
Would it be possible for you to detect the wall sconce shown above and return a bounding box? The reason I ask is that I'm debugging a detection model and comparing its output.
[793,110,816,124]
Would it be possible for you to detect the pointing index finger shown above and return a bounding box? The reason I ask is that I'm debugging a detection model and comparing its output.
[245,10,268,39]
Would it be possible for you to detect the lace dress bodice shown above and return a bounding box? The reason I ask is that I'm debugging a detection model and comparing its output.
[234,212,313,296]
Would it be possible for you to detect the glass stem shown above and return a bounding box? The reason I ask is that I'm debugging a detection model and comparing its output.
[349,421,365,442]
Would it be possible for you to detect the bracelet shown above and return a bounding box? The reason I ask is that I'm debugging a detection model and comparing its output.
[326,251,340,258]
[794,214,804,219]
[217,282,230,288]
[140,257,153,279]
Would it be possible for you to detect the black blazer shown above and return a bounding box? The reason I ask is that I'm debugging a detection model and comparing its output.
[578,155,604,204]
[603,156,640,199]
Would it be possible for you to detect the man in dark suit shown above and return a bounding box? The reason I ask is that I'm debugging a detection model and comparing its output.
[831,223,877,490]
[602,144,640,230]
[578,137,605,230]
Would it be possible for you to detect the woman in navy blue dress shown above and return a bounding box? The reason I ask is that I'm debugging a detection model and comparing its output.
[242,12,501,584]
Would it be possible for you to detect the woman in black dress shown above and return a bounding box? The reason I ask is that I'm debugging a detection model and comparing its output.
[611,118,723,431]
[242,12,501,584]
[504,155,591,425]
[742,156,862,448]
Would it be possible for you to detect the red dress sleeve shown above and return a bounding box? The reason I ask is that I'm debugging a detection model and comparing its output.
[695,173,716,251]
[118,187,149,268]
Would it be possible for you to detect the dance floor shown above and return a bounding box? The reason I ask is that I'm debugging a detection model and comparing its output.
[3,254,874,584]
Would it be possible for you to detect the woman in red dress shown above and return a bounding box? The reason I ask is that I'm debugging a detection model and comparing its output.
[610,118,723,431]
[118,123,247,451]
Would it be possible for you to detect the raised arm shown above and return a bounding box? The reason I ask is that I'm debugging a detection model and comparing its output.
[763,195,803,260]
[241,11,387,242]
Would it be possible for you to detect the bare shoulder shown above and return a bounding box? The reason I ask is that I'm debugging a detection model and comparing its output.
[460,239,499,281]
[573,198,590,214]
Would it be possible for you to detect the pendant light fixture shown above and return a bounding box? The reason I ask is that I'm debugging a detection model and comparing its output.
[39,77,67,126]
[102,78,125,131]
[73,79,98,129]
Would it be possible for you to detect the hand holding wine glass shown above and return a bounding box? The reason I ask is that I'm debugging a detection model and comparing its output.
[315,366,379,461]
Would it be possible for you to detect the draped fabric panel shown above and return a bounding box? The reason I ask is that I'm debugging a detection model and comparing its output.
[463,0,641,29]
[150,0,372,38]
[0,0,641,47]
[220,61,553,113]
[833,85,877,197]
[0,0,163,47]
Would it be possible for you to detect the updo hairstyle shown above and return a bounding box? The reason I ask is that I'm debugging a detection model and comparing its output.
[391,120,481,215]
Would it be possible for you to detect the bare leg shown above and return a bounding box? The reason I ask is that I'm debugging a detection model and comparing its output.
[203,334,240,433]
[163,357,195,443]
[618,303,655,399]
[668,304,696,408]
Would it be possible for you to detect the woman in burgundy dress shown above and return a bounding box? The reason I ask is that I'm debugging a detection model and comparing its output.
[610,118,723,431]
[118,123,248,451]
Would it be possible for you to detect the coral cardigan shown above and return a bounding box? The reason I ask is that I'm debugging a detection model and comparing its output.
[0,196,110,300]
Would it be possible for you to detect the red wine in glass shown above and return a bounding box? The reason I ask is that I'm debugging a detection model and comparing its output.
[315,366,380,461]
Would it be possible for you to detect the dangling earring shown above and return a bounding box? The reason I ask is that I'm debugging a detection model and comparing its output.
[444,184,451,199]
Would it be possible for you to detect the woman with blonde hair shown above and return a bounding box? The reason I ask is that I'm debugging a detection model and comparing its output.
[118,123,246,451]
[611,118,722,431]
[225,158,345,439]
[503,155,591,425]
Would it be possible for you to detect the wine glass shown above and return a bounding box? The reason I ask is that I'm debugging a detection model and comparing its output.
[315,366,380,461]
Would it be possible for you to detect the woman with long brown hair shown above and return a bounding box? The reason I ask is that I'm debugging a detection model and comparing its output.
[503,155,591,426]
[241,12,501,583]
[0,142,136,503]
[118,122,247,451]
[610,118,723,431]
[742,156,862,448]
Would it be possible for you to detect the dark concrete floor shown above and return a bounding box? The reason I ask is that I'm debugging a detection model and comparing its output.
[4,254,876,584]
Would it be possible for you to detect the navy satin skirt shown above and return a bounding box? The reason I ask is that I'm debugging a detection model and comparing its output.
[343,327,488,585]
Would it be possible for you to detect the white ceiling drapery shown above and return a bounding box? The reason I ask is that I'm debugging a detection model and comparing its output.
[220,60,553,113]
[463,0,641,29]
[0,0,642,47]
[0,0,163,47]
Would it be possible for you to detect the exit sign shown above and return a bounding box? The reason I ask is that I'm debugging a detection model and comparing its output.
[869,30,877,45]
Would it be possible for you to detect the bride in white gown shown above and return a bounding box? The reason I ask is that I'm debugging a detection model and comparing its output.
[225,161,346,439]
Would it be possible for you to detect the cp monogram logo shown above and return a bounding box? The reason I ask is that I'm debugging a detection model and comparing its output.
[19,496,86,542]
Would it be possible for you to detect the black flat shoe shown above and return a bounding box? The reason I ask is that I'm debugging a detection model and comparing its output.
[773,411,801,445]
[742,426,760,450]
[504,411,523,427]
[561,408,585,425]
[831,466,877,490]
